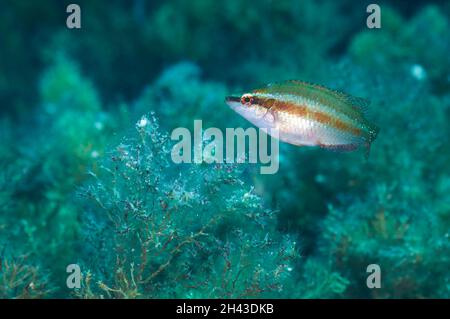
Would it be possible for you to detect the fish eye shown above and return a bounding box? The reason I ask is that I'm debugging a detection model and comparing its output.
[241,94,254,106]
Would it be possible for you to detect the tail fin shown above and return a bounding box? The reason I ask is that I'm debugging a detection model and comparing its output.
[365,124,379,159]
[369,124,380,142]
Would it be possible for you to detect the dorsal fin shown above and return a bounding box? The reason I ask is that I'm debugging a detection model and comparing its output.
[254,80,370,113]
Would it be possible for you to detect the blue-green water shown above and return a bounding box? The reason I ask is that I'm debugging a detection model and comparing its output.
[0,0,449,298]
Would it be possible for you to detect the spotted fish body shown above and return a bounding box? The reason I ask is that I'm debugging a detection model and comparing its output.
[225,80,379,155]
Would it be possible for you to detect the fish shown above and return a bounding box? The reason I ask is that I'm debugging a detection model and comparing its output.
[225,80,379,156]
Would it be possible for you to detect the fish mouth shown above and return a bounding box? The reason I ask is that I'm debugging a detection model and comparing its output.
[225,96,240,103]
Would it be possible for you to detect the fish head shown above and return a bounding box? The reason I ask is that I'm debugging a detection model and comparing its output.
[225,93,276,128]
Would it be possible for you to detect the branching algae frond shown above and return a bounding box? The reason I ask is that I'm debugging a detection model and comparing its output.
[79,114,298,298]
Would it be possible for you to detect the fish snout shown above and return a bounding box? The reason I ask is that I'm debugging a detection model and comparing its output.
[225,96,241,103]
[225,96,242,110]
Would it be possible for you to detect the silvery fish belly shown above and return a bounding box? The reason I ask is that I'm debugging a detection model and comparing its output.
[225,80,379,154]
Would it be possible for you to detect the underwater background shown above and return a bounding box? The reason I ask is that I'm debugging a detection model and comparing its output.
[0,0,449,298]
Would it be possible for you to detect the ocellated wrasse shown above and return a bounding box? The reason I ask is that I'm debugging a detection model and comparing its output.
[225,80,379,156]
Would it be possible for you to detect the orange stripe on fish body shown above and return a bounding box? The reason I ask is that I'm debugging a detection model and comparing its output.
[225,80,379,155]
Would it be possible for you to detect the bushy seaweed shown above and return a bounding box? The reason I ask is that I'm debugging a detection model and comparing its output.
[77,114,298,298]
